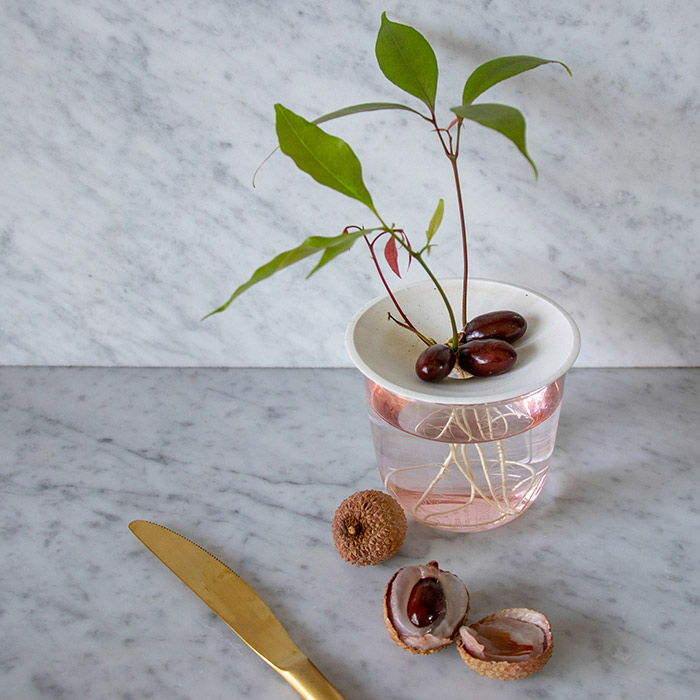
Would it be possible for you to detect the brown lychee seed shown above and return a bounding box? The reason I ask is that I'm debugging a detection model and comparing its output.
[456,607,553,680]
[383,561,470,654]
[332,490,407,566]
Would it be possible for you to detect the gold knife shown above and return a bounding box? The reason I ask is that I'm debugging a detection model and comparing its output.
[129,520,347,700]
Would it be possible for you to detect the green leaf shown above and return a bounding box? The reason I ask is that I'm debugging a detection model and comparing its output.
[425,198,444,251]
[314,101,428,124]
[275,104,376,212]
[451,103,538,177]
[306,227,373,276]
[202,229,371,319]
[462,55,572,105]
[375,12,438,111]
[252,102,425,187]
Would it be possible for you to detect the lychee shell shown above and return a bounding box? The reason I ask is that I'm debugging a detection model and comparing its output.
[382,573,439,655]
[456,607,553,680]
[382,562,470,655]
[332,490,406,566]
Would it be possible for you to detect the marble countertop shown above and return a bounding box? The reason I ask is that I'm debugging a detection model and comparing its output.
[2,366,699,699]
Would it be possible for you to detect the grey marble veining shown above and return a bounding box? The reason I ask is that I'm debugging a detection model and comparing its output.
[2,0,700,367]
[1,367,699,698]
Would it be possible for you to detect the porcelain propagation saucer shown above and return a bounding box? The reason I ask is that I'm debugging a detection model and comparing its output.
[345,278,581,405]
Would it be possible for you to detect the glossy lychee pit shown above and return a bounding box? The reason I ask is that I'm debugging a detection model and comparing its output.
[415,343,455,382]
[457,338,517,377]
[407,577,446,627]
[414,309,527,383]
[463,310,527,344]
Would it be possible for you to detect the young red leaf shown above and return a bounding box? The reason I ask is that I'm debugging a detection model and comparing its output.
[384,236,401,277]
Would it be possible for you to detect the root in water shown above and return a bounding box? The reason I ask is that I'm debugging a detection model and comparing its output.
[384,405,543,525]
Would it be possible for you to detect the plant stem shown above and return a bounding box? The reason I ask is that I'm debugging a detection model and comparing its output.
[364,235,433,346]
[451,122,469,327]
[432,117,470,328]
[402,242,460,350]
[369,217,460,349]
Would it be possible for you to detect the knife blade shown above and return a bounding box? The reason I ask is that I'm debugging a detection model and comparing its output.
[129,520,347,700]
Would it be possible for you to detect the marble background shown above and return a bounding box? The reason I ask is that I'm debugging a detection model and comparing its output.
[2,0,699,368]
[3,367,700,698]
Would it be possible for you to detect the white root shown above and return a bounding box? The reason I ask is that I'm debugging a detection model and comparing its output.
[415,402,531,443]
[412,450,453,511]
[384,404,547,525]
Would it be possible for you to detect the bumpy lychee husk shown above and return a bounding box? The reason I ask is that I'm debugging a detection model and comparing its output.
[456,607,553,680]
[382,571,437,655]
[332,490,407,566]
[383,562,470,655]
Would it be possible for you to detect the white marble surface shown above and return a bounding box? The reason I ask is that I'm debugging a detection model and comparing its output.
[2,367,699,698]
[2,0,700,367]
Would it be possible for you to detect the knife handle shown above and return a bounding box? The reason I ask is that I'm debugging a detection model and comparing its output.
[279,657,348,700]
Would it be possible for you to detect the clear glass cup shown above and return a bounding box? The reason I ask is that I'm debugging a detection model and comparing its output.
[365,376,566,531]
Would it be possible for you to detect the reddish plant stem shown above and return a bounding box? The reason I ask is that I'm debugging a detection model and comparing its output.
[450,158,468,327]
[431,117,469,327]
[364,235,433,347]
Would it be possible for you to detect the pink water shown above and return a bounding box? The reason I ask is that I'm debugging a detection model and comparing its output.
[366,378,565,532]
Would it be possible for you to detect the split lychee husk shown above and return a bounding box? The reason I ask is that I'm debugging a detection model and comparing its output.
[383,561,470,655]
[456,607,553,680]
[332,489,407,566]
